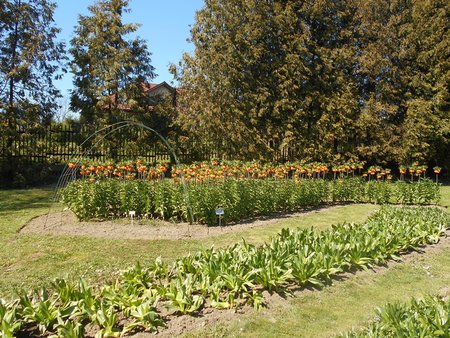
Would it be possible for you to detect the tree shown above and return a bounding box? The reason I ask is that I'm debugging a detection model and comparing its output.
[175,0,449,167]
[175,0,312,160]
[284,0,361,163]
[0,0,65,126]
[69,0,156,127]
[0,0,65,185]
[354,0,450,167]
[399,0,450,168]
[175,0,361,162]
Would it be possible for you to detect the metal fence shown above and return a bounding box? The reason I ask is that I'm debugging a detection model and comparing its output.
[0,124,226,164]
[0,124,296,165]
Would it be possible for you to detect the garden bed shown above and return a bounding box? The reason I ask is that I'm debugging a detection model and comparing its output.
[139,231,450,338]
[61,177,441,224]
[4,206,449,337]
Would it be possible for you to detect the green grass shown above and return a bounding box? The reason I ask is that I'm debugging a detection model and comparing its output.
[0,185,448,337]
[440,183,450,207]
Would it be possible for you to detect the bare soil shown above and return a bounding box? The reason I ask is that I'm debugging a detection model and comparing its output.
[20,205,335,240]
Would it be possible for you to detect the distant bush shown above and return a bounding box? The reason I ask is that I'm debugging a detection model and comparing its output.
[0,159,61,188]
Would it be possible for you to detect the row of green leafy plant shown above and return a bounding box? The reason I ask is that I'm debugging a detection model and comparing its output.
[340,295,450,337]
[62,177,440,224]
[1,207,449,337]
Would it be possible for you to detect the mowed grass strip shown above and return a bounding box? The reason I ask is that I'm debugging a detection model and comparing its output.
[0,188,379,299]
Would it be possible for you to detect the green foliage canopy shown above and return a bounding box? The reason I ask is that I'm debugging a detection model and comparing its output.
[69,0,156,127]
[174,0,450,167]
[0,0,65,126]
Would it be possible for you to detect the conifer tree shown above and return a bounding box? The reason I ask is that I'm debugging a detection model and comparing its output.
[355,0,450,166]
[0,0,65,183]
[69,0,155,127]
[175,0,279,159]
[175,0,304,159]
[0,0,65,126]
[287,0,360,162]
[399,0,450,167]
[175,0,449,166]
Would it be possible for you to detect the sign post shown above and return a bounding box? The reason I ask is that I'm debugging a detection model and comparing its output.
[129,210,136,226]
[215,207,224,228]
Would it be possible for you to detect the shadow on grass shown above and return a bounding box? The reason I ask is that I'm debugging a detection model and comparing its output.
[216,202,355,228]
[0,187,55,213]
[265,244,435,306]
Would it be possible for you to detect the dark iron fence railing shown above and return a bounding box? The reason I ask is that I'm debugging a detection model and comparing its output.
[0,125,239,164]
[0,124,294,164]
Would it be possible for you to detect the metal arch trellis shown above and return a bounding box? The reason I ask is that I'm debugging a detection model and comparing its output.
[53,120,194,230]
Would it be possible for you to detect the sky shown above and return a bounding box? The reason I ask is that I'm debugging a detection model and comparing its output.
[53,0,204,97]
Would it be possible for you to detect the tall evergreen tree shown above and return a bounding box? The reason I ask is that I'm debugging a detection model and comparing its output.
[176,0,310,159]
[0,0,65,126]
[175,0,280,159]
[176,0,360,161]
[289,0,360,163]
[355,0,450,166]
[69,0,155,127]
[399,0,450,167]
[176,0,449,166]
[0,0,65,184]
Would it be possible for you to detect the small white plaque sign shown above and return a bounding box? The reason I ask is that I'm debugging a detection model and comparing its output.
[215,208,224,216]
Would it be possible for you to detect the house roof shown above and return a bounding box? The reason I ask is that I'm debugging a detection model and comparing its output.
[142,81,176,93]
[104,81,177,112]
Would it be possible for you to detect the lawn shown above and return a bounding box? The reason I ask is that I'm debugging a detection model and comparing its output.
[0,185,449,337]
